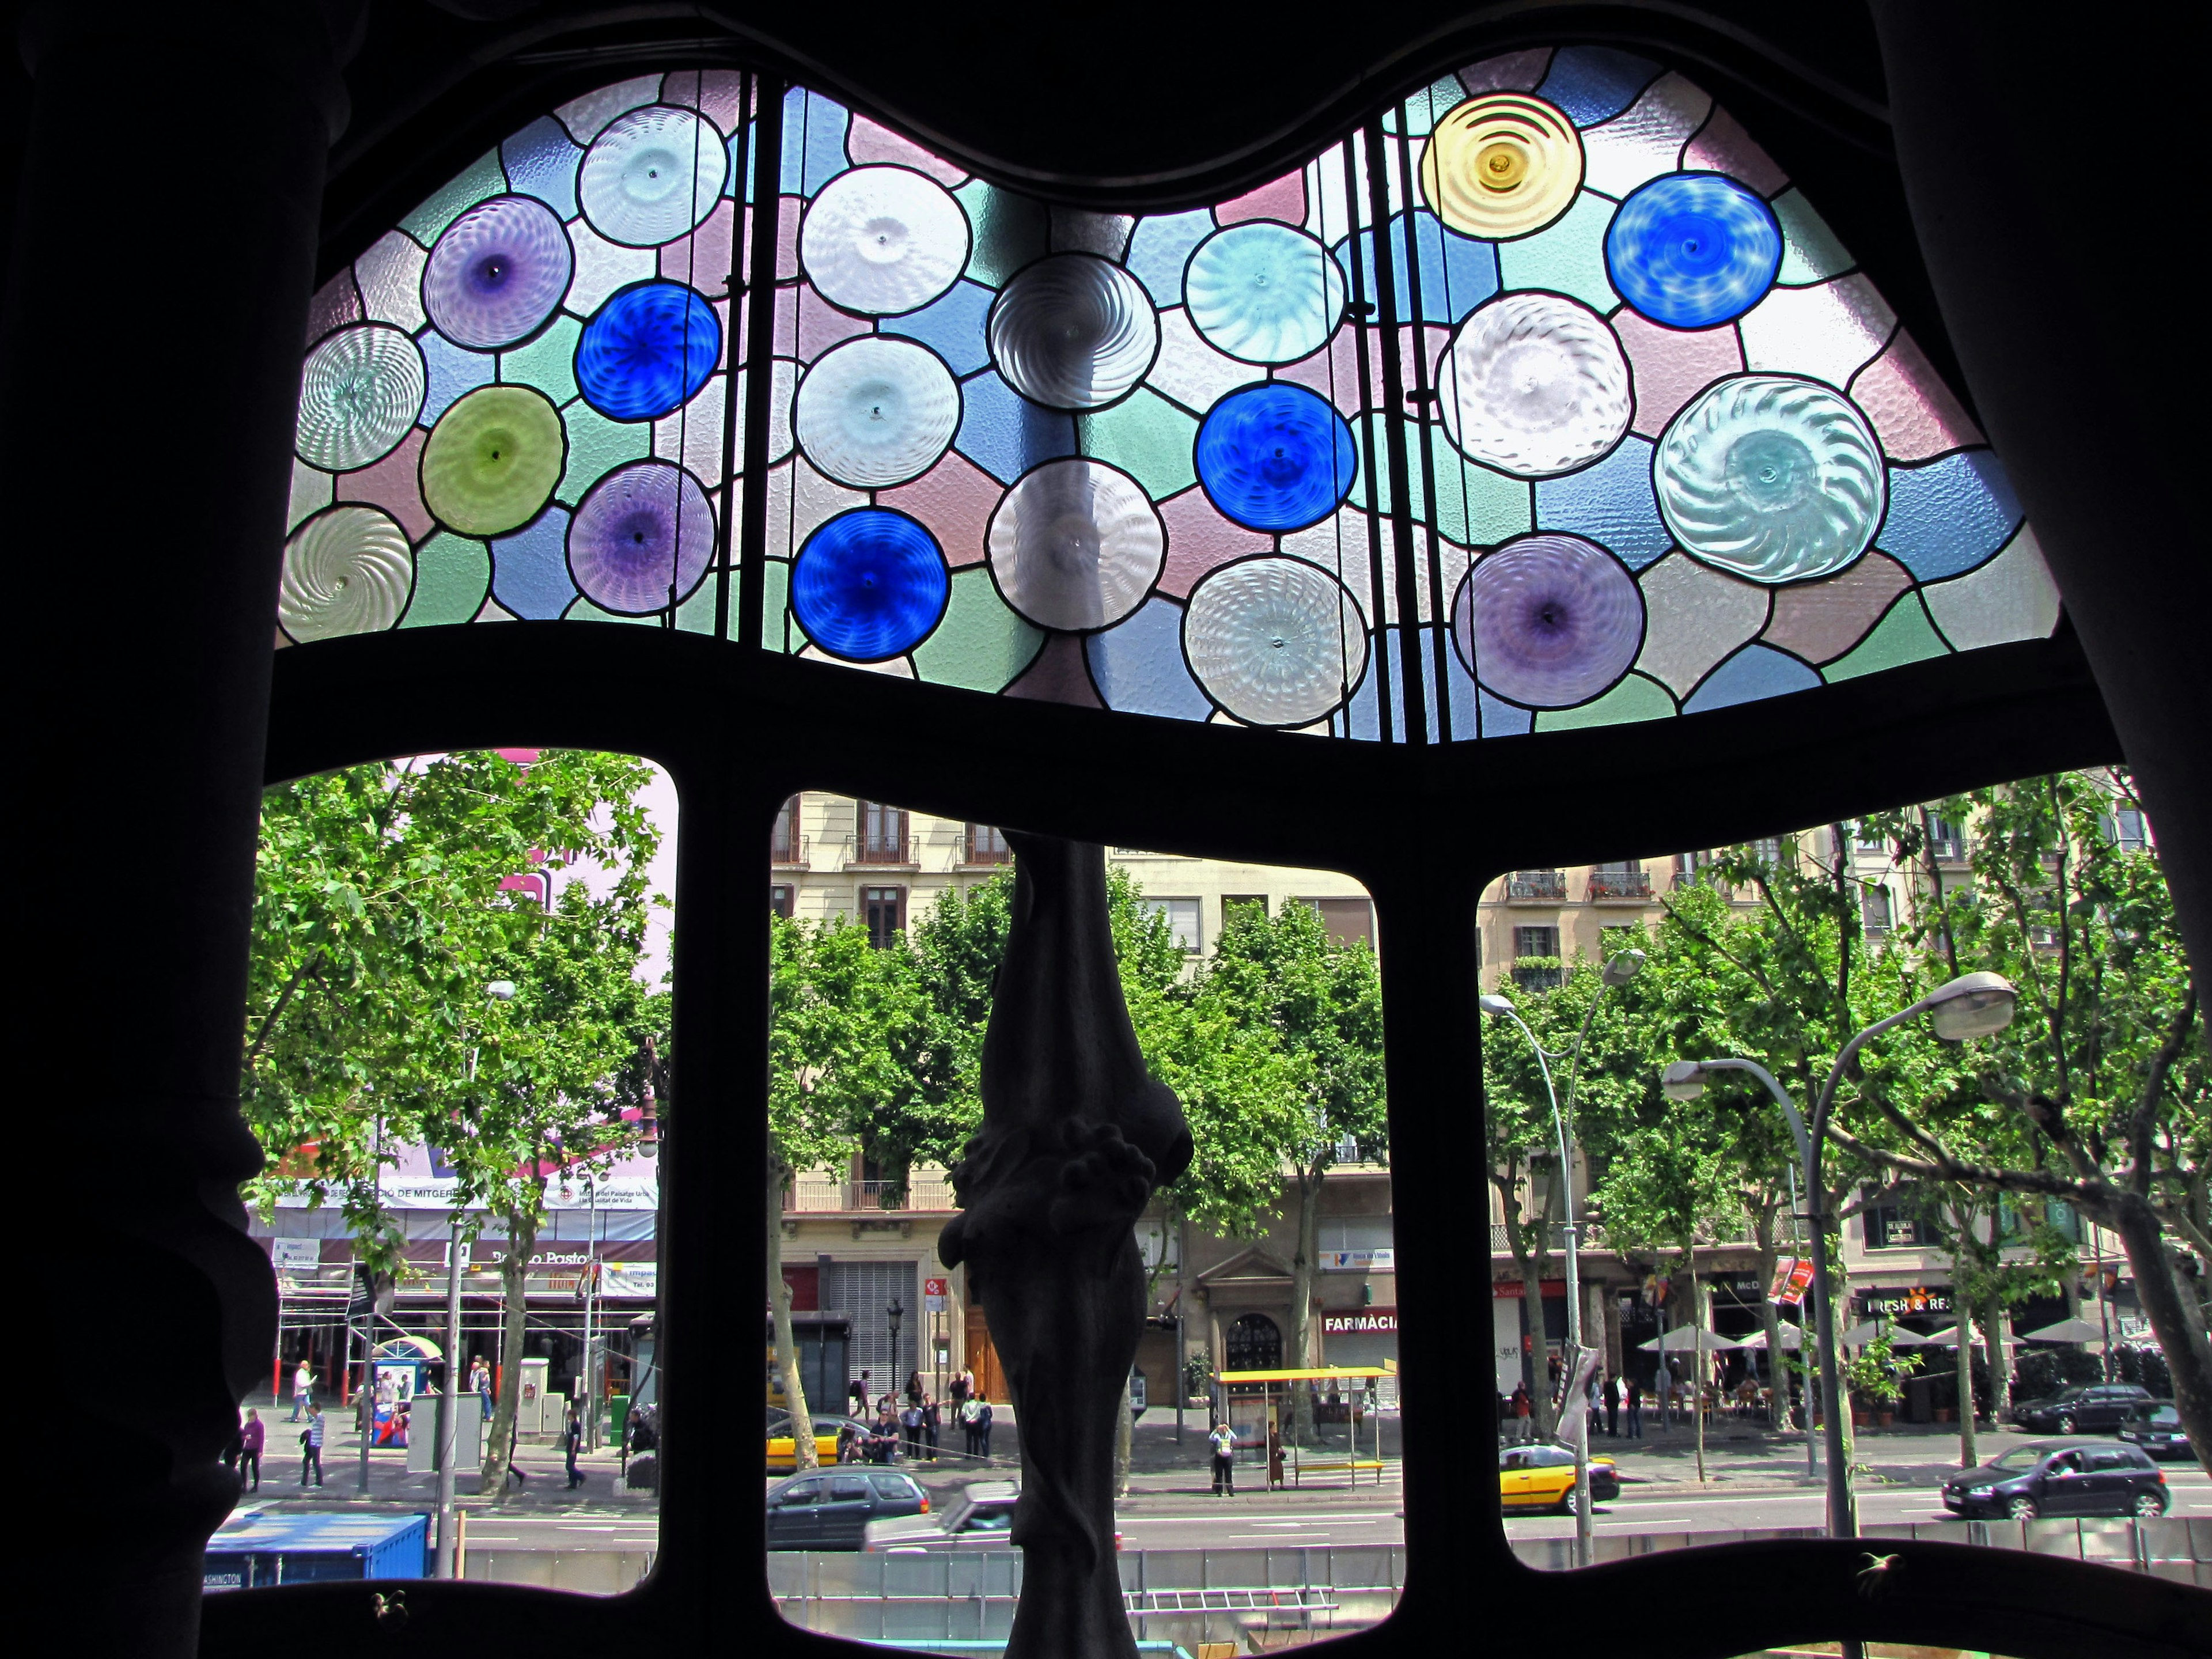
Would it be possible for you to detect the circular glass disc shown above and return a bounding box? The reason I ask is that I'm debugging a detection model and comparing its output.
[574,282,721,421]
[1194,383,1358,533]
[1606,173,1783,329]
[420,384,565,536]
[1184,222,1346,365]
[1184,557,1369,726]
[1456,534,1644,707]
[800,166,971,316]
[793,337,960,488]
[987,254,1159,410]
[578,105,728,247]
[1438,291,1633,478]
[1419,94,1584,238]
[791,509,950,660]
[296,324,426,472]
[279,505,414,641]
[987,459,1165,631]
[423,195,574,349]
[567,460,714,613]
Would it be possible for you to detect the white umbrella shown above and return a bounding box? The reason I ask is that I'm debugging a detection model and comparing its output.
[1638,1327,1745,1352]
[2018,1316,2111,1344]
[1840,1320,1887,1347]
[1737,1325,1804,1350]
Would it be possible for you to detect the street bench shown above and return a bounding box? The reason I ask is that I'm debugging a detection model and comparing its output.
[1289,1456,1386,1487]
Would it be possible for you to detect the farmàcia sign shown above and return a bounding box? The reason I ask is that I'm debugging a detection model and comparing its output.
[1322,1309,1398,1335]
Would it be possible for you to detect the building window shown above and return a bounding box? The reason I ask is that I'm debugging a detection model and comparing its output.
[771,795,802,865]
[1675,849,1719,888]
[2106,808,2150,853]
[1514,926,1559,959]
[1862,1185,1931,1249]
[770,883,794,920]
[1225,1312,1283,1372]
[965,823,1011,864]
[1861,885,1893,935]
[1927,816,1967,862]
[1588,860,1650,900]
[1143,897,1201,952]
[862,886,906,948]
[1748,836,1786,866]
[855,800,908,864]
[1513,924,1561,991]
[1306,896,1374,947]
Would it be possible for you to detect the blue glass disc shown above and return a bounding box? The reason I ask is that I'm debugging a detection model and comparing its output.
[1605,173,1782,329]
[574,281,721,421]
[790,509,950,661]
[1193,384,1358,533]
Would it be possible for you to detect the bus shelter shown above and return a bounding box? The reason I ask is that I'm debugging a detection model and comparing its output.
[1213,1366,1392,1488]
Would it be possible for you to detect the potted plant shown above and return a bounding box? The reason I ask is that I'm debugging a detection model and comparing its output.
[1844,1333,1921,1431]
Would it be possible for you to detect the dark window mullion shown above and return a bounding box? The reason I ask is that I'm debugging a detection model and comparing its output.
[1338,139,1393,744]
[1360,119,1427,745]
[1388,122,1453,741]
[735,73,786,651]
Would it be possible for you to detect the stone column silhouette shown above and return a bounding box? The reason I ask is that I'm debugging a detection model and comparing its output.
[938,833,1191,1659]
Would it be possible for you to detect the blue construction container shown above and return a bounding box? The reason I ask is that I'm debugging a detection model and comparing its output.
[203,1510,430,1592]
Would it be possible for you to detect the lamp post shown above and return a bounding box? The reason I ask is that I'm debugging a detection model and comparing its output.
[887,1297,905,1406]
[1479,946,1645,1570]
[1660,969,2016,1550]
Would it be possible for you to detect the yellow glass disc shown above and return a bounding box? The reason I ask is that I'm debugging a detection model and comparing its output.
[1421,93,1583,238]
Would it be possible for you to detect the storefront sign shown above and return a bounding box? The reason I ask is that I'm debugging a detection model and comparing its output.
[1322,1308,1397,1335]
[600,1262,656,1298]
[1858,1285,1952,1317]
[1320,1248,1394,1272]
[1770,1258,1815,1307]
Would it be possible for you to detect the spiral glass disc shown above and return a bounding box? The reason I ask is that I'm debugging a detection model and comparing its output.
[295,324,426,471]
[1605,173,1782,329]
[1419,93,1584,238]
[574,282,720,421]
[423,195,574,349]
[1438,291,1632,478]
[567,460,714,613]
[1184,222,1346,365]
[987,254,1159,410]
[800,166,971,316]
[793,337,960,488]
[420,384,565,536]
[1456,534,1643,707]
[279,505,414,641]
[577,105,727,247]
[986,459,1165,631]
[791,509,950,660]
[1195,383,1358,532]
[1657,374,1885,583]
[1184,557,1368,726]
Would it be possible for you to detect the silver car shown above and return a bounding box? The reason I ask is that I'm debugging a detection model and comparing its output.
[862,1480,1020,1552]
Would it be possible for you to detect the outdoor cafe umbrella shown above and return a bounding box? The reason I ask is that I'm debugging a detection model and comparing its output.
[1737,1325,1804,1350]
[1638,1327,1745,1351]
[2017,1316,2113,1344]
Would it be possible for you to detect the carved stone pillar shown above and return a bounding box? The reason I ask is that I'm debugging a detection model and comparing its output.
[939,834,1191,1659]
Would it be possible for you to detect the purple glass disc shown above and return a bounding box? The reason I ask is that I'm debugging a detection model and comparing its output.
[1455,533,1643,708]
[566,460,714,613]
[423,196,574,350]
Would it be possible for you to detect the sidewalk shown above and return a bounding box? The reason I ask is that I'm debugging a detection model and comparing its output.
[1568,1412,2024,1494]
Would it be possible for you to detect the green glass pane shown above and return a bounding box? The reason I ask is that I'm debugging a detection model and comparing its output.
[1534,672,1676,732]
[421,385,565,536]
[1496,192,1620,314]
[1350,417,1532,547]
[400,150,509,246]
[399,531,491,627]
[558,399,652,506]
[1821,592,1949,682]
[1077,389,1198,501]
[764,559,793,652]
[501,314,583,407]
[1771,190,1854,286]
[676,571,722,635]
[566,596,658,626]
[955,179,1050,288]
[911,567,1044,691]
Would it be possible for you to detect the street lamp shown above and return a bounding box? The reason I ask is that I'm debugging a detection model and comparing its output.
[887,1297,905,1403]
[1660,969,2016,1547]
[1479,945,1645,1570]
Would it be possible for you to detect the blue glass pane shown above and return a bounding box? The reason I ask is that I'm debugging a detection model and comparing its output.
[573,282,720,421]
[1126,211,1215,308]
[1478,687,1533,737]
[953,369,1078,483]
[1084,597,1212,721]
[1876,449,2022,581]
[416,330,497,425]
[780,87,852,198]
[1682,642,1820,713]
[1195,384,1357,532]
[790,509,949,660]
[1536,46,1662,127]
[881,279,995,377]
[1340,627,1469,744]
[1533,436,1669,569]
[1605,175,1782,328]
[501,115,585,220]
[1335,211,1499,328]
[489,506,575,619]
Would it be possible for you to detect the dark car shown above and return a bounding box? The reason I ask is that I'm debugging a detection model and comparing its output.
[2117,1400,2192,1460]
[2006,1382,2152,1435]
[1942,1441,2168,1520]
[764,1468,929,1550]
[863,1479,1024,1552]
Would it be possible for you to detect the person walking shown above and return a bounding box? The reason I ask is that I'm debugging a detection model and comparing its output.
[1207,1419,1237,1495]
[905,1370,925,1407]
[471,1355,492,1418]
[1603,1372,1621,1438]
[238,1408,264,1491]
[1509,1384,1532,1444]
[563,1404,584,1489]
[949,1367,971,1409]
[973,1397,994,1462]
[957,1393,983,1460]
[299,1406,325,1486]
[922,1395,941,1463]
[290,1359,313,1422]
[849,1370,870,1414]
[1626,1374,1644,1440]
[899,1397,923,1461]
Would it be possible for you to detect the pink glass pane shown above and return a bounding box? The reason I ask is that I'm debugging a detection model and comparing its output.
[1849,329,1985,463]
[1761,552,1914,664]
[1158,486,1272,598]
[1215,170,1307,228]
[1615,309,1744,439]
[877,450,1003,569]
[336,427,433,543]
[1681,107,1787,197]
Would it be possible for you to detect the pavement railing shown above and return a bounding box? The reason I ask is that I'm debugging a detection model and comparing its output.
[461,1548,656,1594]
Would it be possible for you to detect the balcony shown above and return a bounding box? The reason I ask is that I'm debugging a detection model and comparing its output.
[1587,869,1652,900]
[845,833,921,869]
[1506,870,1566,902]
[785,1173,956,1213]
[771,834,811,870]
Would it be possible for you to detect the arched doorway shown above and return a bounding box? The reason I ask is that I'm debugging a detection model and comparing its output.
[1225,1313,1283,1373]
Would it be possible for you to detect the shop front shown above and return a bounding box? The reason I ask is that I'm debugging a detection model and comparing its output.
[1320,1308,1398,1407]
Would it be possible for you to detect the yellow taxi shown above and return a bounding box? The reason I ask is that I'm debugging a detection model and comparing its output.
[1499,1443,1620,1513]
[767,1410,873,1472]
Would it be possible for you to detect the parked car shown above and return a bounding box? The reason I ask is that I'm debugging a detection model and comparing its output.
[2006,1383,2152,1435]
[863,1479,1025,1552]
[1499,1444,1620,1514]
[766,1409,877,1472]
[764,1468,929,1550]
[1941,1441,2168,1519]
[2117,1400,2192,1460]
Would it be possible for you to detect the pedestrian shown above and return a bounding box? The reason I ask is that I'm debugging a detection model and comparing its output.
[1510,1384,1532,1443]
[1626,1374,1644,1440]
[874,1402,899,1463]
[849,1370,870,1414]
[1603,1372,1620,1438]
[471,1355,492,1417]
[958,1393,983,1459]
[906,1370,924,1407]
[900,1397,923,1460]
[299,1406,325,1486]
[290,1359,313,1422]
[507,1412,529,1487]
[922,1395,941,1462]
[563,1404,584,1488]
[239,1408,264,1491]
[973,1397,994,1462]
[949,1367,970,1408]
[836,1421,862,1463]
[1207,1418,1237,1495]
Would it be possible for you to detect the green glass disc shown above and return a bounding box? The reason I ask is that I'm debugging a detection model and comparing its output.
[421,385,566,536]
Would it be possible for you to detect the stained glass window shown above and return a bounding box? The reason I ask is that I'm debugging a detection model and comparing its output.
[283,50,2060,743]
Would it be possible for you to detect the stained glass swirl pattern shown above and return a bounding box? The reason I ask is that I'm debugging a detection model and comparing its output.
[287,56,2058,740]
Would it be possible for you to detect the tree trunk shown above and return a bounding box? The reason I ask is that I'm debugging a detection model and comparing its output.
[1685,1245,1706,1483]
[1980,1287,2012,1423]
[1752,1201,1787,1429]
[1114,1377,1133,1498]
[767,1157,817,1469]
[1953,1235,1978,1470]
[1286,1163,1323,1446]
[482,1217,536,1493]
[2108,1194,2212,1477]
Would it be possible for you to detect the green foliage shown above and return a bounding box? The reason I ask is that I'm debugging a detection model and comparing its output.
[2012,1346,2105,1399]
[1844,1331,1922,1407]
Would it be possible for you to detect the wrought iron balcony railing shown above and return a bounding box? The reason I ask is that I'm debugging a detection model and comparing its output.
[1587,869,1653,900]
[1506,870,1566,900]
